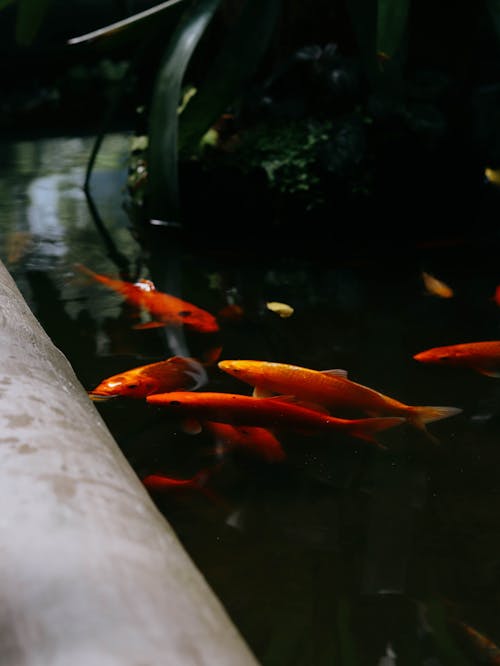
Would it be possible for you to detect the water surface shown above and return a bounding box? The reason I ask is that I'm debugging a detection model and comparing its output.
[1,132,500,666]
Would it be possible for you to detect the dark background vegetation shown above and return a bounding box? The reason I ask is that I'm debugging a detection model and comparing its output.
[2,0,500,249]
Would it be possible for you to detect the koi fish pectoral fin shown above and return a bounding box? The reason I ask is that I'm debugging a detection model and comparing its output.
[200,346,223,366]
[478,368,500,378]
[180,417,203,435]
[88,392,120,402]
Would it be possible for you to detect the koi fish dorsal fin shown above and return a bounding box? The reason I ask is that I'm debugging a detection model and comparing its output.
[321,369,348,378]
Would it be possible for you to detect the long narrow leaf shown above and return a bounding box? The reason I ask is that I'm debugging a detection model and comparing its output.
[146,0,221,223]
[486,0,500,42]
[345,0,378,86]
[376,0,410,58]
[67,0,185,46]
[0,0,15,12]
[178,0,282,154]
[15,0,52,45]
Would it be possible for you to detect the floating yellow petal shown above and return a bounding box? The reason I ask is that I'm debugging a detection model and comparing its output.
[266,301,294,318]
[422,271,454,299]
[485,167,500,186]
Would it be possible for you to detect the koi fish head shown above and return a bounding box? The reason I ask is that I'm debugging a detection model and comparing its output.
[89,356,208,401]
[218,359,269,383]
[89,374,161,400]
[413,346,462,366]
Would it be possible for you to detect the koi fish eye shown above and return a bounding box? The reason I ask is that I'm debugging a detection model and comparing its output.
[178,310,193,318]
[126,384,138,389]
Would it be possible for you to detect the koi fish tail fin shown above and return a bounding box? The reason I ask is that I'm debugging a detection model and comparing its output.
[413,405,463,425]
[74,263,101,282]
[73,262,92,276]
[409,406,461,435]
[407,406,463,445]
[74,263,112,287]
[350,417,406,449]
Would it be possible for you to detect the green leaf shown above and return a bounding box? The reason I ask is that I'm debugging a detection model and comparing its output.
[0,0,15,12]
[485,0,500,42]
[178,0,282,154]
[146,0,222,222]
[15,0,53,45]
[376,0,411,59]
[345,0,378,85]
[67,0,184,48]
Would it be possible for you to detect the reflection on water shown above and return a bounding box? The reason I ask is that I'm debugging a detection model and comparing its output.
[1,133,500,665]
[0,133,139,321]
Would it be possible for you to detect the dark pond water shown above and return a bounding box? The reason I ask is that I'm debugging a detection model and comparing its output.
[2,133,500,665]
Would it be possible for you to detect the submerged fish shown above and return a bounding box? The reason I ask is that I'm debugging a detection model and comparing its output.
[218,359,461,439]
[413,341,500,377]
[75,263,219,334]
[217,303,245,323]
[202,421,286,462]
[142,466,223,504]
[146,391,405,447]
[5,231,33,265]
[451,619,500,665]
[88,355,208,401]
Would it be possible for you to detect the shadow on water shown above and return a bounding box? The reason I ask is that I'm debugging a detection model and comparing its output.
[2,133,500,665]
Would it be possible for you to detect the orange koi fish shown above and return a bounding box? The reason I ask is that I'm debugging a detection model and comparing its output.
[217,304,245,323]
[75,263,219,333]
[218,360,462,439]
[88,355,208,401]
[142,465,223,504]
[422,271,454,298]
[146,391,405,447]
[452,619,500,664]
[202,421,286,462]
[413,341,500,377]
